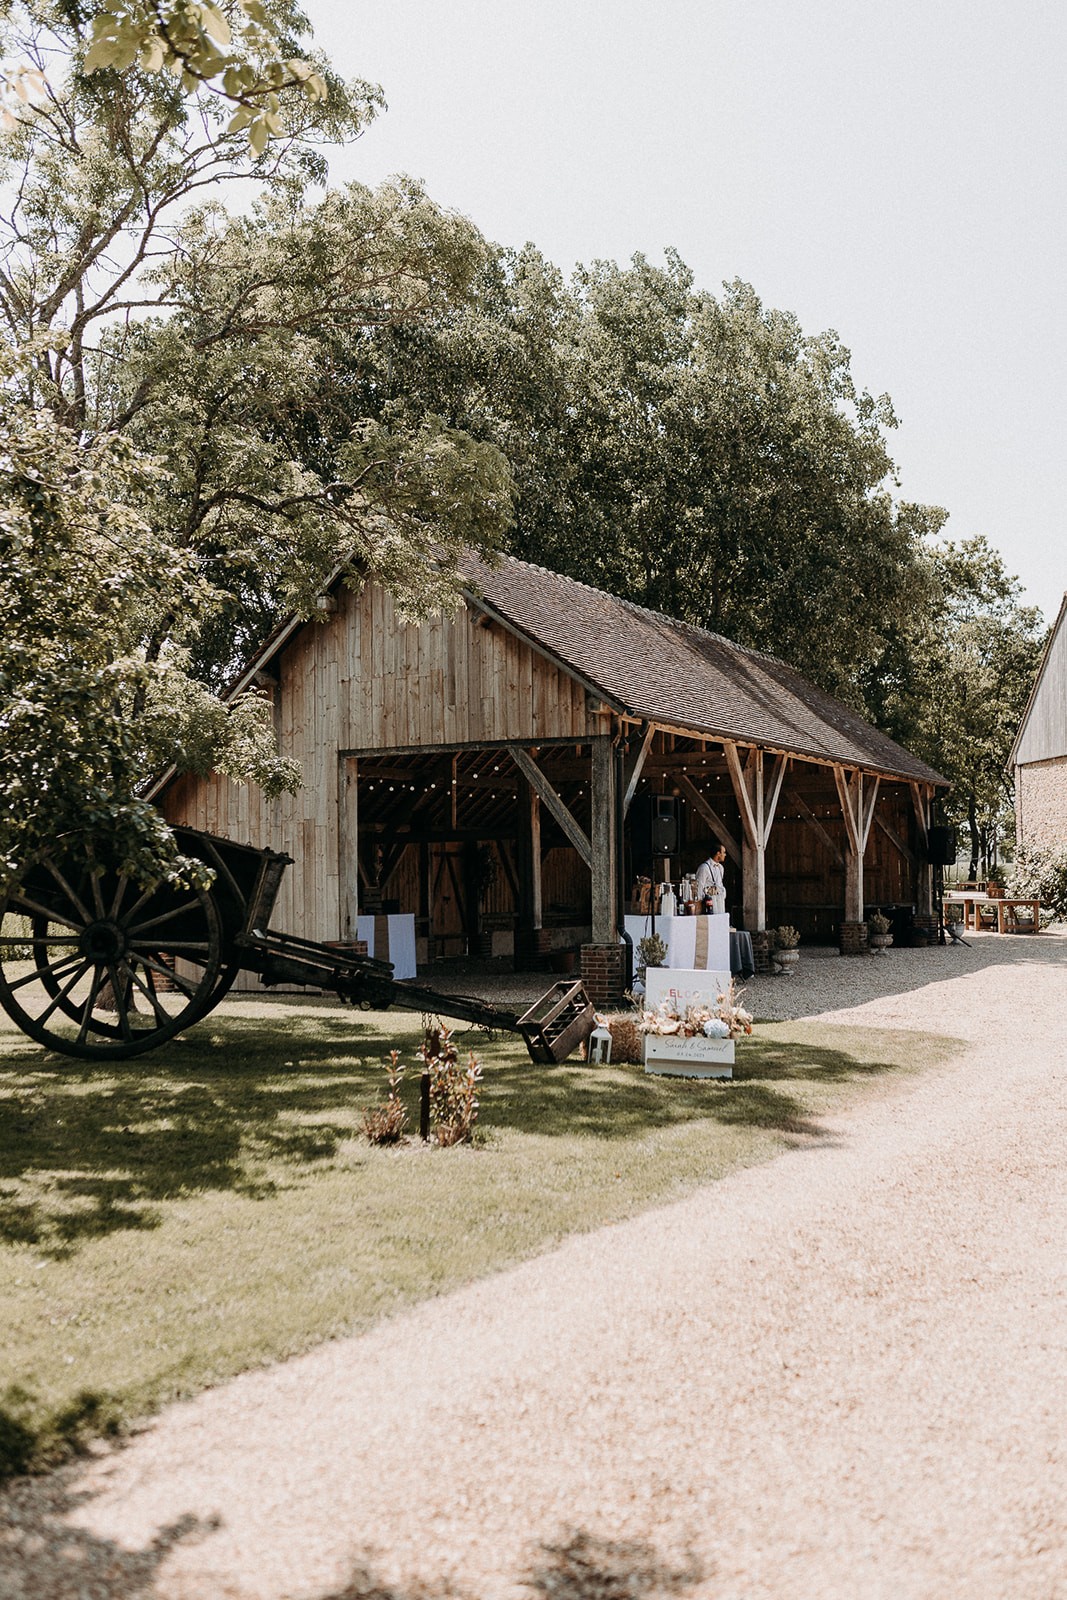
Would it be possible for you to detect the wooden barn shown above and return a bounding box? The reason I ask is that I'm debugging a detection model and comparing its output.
[154,552,948,1004]
[1012,592,1067,852]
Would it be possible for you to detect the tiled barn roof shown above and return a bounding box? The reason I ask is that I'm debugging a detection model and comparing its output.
[462,550,948,785]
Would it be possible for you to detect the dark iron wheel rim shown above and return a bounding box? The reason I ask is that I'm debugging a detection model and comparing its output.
[0,855,225,1060]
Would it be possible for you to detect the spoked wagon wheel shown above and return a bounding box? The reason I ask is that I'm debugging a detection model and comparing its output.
[0,854,225,1060]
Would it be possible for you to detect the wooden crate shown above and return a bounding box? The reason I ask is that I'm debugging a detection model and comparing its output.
[517,980,597,1063]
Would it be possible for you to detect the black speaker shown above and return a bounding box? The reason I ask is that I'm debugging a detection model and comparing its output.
[629,795,678,870]
[927,825,956,866]
[651,808,678,857]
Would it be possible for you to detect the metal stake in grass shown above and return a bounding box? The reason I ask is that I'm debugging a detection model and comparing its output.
[420,1070,431,1141]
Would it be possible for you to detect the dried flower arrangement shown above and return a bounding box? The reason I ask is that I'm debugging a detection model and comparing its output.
[637,978,753,1041]
[867,912,892,936]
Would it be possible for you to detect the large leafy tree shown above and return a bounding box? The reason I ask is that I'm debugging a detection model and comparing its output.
[0,344,300,886]
[0,1,511,882]
[113,179,512,681]
[346,246,946,706]
[339,246,1044,845]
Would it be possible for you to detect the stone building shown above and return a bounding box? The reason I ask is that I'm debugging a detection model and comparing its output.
[1012,593,1067,852]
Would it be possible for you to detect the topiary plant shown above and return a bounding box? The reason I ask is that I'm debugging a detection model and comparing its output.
[636,932,667,972]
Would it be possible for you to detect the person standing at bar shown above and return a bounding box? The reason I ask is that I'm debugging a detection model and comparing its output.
[694,842,727,915]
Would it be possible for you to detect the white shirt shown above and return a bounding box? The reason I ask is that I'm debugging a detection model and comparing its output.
[694,855,726,914]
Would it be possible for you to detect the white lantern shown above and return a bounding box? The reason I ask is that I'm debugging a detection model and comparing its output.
[587,1024,613,1064]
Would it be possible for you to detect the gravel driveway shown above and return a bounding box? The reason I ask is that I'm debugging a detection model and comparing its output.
[2,931,1065,1600]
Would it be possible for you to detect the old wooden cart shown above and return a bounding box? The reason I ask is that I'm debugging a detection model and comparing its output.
[0,828,596,1063]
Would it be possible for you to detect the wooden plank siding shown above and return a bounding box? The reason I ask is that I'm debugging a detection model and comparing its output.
[158,586,602,956]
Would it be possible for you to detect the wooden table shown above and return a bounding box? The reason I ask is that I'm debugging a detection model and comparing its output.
[944,893,1041,933]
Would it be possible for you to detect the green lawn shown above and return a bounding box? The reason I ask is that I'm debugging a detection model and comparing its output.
[0,995,962,1478]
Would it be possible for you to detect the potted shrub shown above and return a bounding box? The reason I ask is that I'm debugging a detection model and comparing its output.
[629,931,668,997]
[868,911,893,953]
[771,924,801,972]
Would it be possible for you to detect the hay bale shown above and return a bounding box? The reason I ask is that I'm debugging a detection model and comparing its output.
[604,1012,644,1064]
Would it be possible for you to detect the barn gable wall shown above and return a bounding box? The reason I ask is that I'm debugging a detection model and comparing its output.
[159,583,601,945]
[1015,604,1067,765]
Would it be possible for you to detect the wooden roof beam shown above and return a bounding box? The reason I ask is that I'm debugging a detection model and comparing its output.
[723,741,760,847]
[622,722,657,817]
[507,746,592,868]
[675,774,741,866]
[785,785,845,866]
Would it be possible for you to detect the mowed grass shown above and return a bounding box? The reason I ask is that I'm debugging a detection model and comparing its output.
[0,993,962,1478]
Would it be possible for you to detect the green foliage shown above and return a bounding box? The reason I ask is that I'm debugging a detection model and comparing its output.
[0,8,510,883]
[363,245,945,705]
[860,536,1046,874]
[1009,847,1067,922]
[3,0,362,156]
[0,348,298,886]
[636,933,667,972]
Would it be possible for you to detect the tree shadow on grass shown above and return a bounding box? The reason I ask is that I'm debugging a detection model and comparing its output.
[0,1012,401,1256]
[1,1385,125,1479]
[0,1010,951,1255]
[478,1028,938,1144]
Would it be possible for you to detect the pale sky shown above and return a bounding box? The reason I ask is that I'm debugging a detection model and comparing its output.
[311,0,1065,624]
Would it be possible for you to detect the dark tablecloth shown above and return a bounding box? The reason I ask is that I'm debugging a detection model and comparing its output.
[730,930,755,979]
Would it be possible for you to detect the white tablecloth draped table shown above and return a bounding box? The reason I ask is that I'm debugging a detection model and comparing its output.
[623,912,731,973]
[355,914,417,979]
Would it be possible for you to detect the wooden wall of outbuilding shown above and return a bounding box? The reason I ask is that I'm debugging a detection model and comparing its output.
[159,583,601,948]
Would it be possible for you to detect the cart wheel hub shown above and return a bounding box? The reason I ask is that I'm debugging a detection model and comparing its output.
[80,920,127,962]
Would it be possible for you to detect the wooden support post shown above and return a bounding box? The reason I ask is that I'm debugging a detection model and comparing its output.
[462,840,482,955]
[514,778,545,970]
[834,767,880,927]
[724,744,787,933]
[590,737,618,946]
[337,755,359,938]
[911,782,935,923]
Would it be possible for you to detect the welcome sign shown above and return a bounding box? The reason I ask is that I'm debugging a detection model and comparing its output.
[644,968,732,1012]
[643,967,735,1079]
